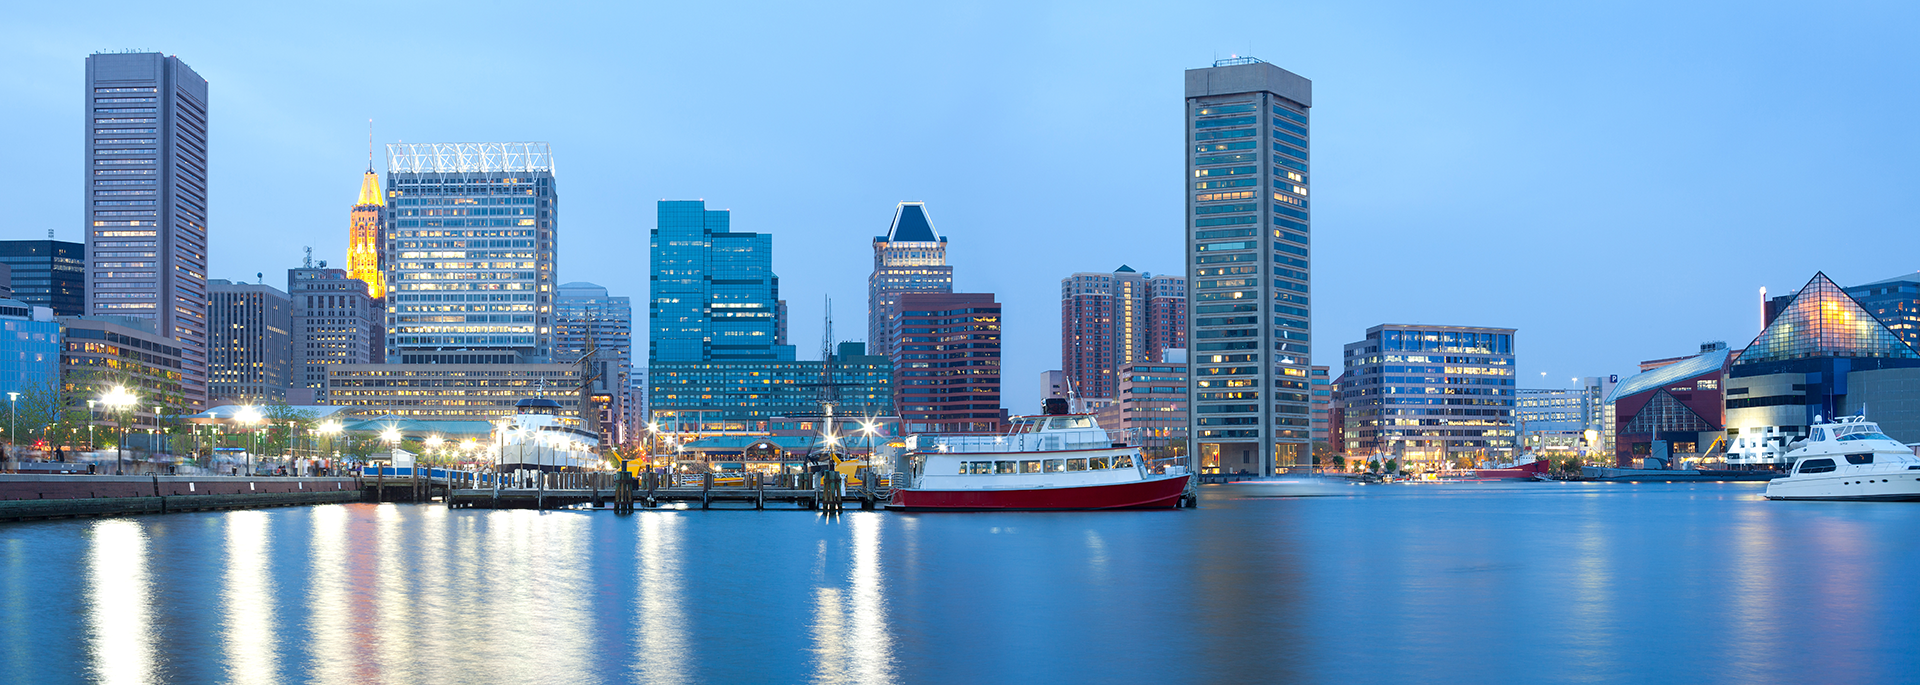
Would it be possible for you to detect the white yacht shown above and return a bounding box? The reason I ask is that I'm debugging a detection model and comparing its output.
[1764,415,1920,501]
[497,398,603,473]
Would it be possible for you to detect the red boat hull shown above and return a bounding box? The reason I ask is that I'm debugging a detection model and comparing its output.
[890,475,1192,511]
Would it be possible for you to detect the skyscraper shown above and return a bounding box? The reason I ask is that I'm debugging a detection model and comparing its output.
[0,240,85,315]
[869,202,952,356]
[650,200,791,364]
[890,291,1001,433]
[384,142,556,364]
[84,52,211,407]
[347,159,387,298]
[288,267,379,403]
[1185,57,1313,475]
[556,282,632,447]
[1060,266,1186,400]
[207,279,293,403]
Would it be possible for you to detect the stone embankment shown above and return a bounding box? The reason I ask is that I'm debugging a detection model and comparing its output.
[0,475,362,521]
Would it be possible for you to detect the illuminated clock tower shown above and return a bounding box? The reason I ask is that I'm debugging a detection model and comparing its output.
[347,162,386,298]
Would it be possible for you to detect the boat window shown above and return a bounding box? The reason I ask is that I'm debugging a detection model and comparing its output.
[1044,459,1066,472]
[1047,418,1068,430]
[1845,454,1874,465]
[1090,456,1110,469]
[1020,460,1041,473]
[995,461,1017,474]
[1838,432,1895,442]
[1797,458,1837,474]
[1113,455,1133,468]
[1812,428,1827,441]
[1066,417,1094,429]
[1067,458,1089,471]
[968,461,993,475]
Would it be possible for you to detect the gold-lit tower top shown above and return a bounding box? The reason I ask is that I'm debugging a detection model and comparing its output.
[348,121,387,298]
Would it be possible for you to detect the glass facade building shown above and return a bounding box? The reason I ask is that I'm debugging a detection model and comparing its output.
[1184,57,1313,474]
[1339,324,1517,471]
[83,52,211,407]
[384,142,557,363]
[0,241,85,315]
[0,300,61,401]
[324,363,581,421]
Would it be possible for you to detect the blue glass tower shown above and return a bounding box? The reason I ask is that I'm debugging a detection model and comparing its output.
[650,200,793,363]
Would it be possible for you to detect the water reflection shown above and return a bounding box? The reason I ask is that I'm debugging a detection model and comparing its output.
[223,511,278,684]
[634,513,688,682]
[306,506,352,685]
[809,513,894,685]
[87,519,155,685]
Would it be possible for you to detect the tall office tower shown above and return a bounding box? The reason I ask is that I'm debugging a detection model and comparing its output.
[556,282,632,447]
[384,142,556,364]
[889,292,1001,434]
[288,267,378,403]
[1060,266,1188,400]
[1185,57,1313,475]
[650,200,792,364]
[84,52,211,407]
[347,162,387,298]
[869,202,952,356]
[1309,364,1331,457]
[206,279,293,403]
[1339,325,1517,472]
[0,240,85,315]
[648,200,799,425]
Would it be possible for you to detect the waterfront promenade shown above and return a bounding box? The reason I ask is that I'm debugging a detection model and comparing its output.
[0,474,361,521]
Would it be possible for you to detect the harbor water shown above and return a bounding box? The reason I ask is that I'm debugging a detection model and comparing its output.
[2,481,1914,683]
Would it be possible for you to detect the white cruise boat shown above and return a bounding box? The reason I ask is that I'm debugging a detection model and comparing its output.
[497,398,602,473]
[891,410,1192,511]
[1764,415,1920,501]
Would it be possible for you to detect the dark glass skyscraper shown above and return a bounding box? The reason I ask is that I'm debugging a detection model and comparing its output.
[869,202,951,356]
[84,52,210,407]
[1184,57,1313,475]
[0,240,85,315]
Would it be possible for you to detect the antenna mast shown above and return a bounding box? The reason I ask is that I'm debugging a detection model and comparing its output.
[367,119,374,173]
[303,246,313,269]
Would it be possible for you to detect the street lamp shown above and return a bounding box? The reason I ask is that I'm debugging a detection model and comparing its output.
[102,385,137,474]
[861,419,880,469]
[6,391,17,465]
[235,405,263,476]
[86,399,96,452]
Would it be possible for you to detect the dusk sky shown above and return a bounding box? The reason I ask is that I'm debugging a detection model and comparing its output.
[5,1,1916,405]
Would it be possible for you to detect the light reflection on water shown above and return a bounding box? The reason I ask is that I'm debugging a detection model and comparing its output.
[0,483,1914,683]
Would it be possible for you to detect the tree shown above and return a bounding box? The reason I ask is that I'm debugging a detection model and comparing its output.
[1328,454,1346,471]
[1385,458,1400,474]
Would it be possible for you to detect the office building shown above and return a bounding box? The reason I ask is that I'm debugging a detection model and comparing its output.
[207,279,292,403]
[84,52,211,407]
[648,345,891,429]
[556,282,632,447]
[869,202,953,357]
[1185,57,1314,474]
[1095,361,1189,460]
[324,363,581,422]
[384,142,557,363]
[289,267,379,403]
[60,316,184,432]
[0,240,85,315]
[347,161,387,298]
[1338,324,1517,472]
[1520,375,1616,461]
[0,299,61,400]
[1726,272,1920,466]
[890,292,1001,433]
[650,200,791,365]
[1061,266,1187,400]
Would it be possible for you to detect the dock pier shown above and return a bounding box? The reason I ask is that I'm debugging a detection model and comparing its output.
[447,469,898,511]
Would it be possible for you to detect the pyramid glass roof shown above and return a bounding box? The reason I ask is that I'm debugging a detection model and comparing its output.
[1737,272,1920,366]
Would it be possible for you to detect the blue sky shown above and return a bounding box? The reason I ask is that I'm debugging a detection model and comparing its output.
[4,1,1917,406]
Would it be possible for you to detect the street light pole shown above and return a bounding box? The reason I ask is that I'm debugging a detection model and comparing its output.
[6,391,17,466]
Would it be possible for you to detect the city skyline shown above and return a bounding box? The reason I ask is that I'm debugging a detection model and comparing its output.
[6,3,1920,412]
